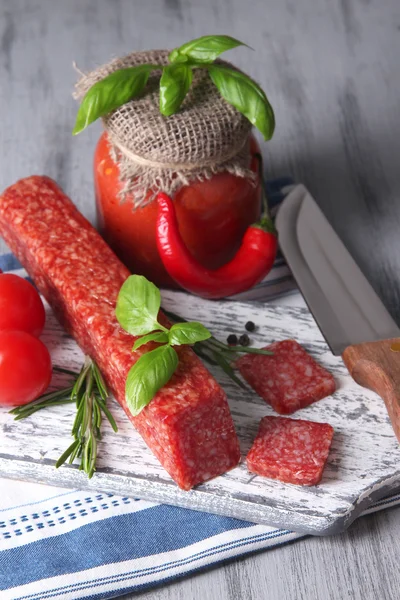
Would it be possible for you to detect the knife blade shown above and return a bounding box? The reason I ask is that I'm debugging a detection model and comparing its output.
[276,184,400,441]
[275,185,400,355]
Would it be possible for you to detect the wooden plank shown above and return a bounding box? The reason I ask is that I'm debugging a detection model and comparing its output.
[1,289,400,535]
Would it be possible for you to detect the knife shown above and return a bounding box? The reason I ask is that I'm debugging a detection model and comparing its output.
[275,184,400,442]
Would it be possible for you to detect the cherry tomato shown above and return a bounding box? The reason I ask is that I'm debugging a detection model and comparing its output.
[0,331,52,407]
[0,274,45,337]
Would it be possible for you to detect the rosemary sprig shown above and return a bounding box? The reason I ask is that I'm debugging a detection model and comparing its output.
[164,310,272,388]
[10,357,118,479]
[10,387,75,420]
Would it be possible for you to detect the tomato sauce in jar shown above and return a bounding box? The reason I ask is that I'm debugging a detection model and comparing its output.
[94,132,262,288]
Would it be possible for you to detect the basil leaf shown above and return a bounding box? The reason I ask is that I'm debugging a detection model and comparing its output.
[73,65,153,135]
[168,322,211,346]
[116,275,162,336]
[169,35,247,64]
[159,64,193,117]
[125,345,179,416]
[133,331,169,351]
[208,65,275,140]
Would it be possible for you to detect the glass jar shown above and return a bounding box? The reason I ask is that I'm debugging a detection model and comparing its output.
[94,132,262,288]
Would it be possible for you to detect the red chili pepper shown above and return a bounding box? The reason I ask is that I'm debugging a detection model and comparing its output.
[156,192,278,299]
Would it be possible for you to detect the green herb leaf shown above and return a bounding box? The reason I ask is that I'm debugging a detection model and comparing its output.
[116,275,163,336]
[168,322,211,346]
[159,64,193,116]
[169,35,248,64]
[73,65,153,135]
[125,345,179,416]
[133,331,169,350]
[9,387,74,419]
[208,65,275,140]
[56,440,80,469]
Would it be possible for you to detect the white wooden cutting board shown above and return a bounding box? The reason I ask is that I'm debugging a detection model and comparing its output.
[1,289,399,535]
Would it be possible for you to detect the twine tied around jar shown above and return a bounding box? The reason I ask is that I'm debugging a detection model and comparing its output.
[74,50,256,208]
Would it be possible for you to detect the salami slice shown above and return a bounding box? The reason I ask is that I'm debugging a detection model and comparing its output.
[236,339,336,414]
[0,176,240,490]
[247,416,334,486]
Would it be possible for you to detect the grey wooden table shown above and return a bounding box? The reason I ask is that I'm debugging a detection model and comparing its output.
[1,0,400,598]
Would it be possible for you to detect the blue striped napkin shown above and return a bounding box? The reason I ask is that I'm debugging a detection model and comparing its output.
[1,178,399,599]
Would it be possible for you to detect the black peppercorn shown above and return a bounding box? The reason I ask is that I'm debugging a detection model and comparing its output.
[227,334,238,345]
[239,333,250,346]
[245,321,255,332]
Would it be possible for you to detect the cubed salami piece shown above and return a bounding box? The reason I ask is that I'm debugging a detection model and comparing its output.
[0,176,240,490]
[247,416,334,486]
[236,339,336,414]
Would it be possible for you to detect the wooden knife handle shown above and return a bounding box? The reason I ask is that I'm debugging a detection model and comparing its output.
[342,338,400,442]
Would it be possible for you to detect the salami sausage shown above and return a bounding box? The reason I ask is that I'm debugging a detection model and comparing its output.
[236,339,336,414]
[247,416,334,486]
[0,176,240,490]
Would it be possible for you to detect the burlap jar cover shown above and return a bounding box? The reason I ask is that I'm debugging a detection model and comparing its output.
[75,50,256,207]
